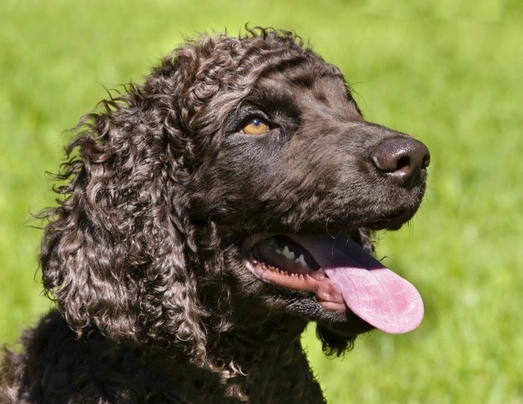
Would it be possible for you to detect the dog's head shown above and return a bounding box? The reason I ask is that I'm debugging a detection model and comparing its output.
[40,28,429,357]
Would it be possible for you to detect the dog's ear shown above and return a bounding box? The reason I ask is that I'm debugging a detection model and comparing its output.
[39,77,206,353]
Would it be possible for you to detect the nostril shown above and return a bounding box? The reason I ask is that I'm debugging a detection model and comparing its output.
[396,156,411,172]
[422,153,431,170]
[371,137,430,189]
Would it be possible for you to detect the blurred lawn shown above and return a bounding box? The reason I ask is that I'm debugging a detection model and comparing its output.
[1,0,522,402]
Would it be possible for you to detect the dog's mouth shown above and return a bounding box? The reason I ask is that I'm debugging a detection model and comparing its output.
[243,233,424,334]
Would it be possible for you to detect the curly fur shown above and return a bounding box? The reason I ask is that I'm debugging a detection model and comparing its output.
[0,27,428,403]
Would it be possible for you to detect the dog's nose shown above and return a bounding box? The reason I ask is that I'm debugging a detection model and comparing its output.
[371,137,430,189]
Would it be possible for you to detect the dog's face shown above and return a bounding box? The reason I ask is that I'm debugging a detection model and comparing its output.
[41,30,428,355]
[179,32,429,350]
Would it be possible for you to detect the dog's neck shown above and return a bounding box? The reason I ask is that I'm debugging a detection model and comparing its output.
[212,312,326,402]
[143,314,326,403]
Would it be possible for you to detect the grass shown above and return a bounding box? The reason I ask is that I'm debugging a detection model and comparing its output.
[1,0,522,402]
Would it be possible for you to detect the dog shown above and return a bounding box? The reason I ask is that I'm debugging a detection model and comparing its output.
[0,27,430,403]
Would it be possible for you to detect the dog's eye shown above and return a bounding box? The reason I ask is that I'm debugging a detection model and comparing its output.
[241,118,269,135]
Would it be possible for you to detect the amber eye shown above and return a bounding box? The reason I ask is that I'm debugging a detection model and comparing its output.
[241,118,269,135]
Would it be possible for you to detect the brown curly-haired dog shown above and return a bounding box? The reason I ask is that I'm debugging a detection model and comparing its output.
[0,28,430,403]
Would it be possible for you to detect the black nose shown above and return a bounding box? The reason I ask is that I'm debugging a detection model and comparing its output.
[371,137,430,189]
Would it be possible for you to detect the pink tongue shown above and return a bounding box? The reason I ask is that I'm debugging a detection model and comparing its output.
[294,235,424,334]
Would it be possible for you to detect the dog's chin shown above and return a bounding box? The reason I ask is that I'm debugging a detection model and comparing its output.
[284,293,375,337]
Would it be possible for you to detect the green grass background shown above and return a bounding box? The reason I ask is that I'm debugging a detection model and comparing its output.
[1,0,522,402]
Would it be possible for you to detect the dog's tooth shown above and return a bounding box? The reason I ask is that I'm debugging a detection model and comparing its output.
[282,246,295,260]
[275,247,283,255]
[295,254,307,267]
